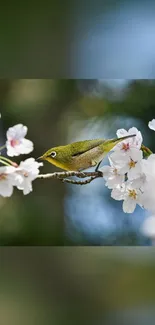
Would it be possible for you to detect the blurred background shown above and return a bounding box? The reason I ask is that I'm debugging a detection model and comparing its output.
[0,79,155,245]
[1,247,155,325]
[1,1,155,323]
[1,0,155,78]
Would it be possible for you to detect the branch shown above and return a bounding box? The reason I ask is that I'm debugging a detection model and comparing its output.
[37,170,103,185]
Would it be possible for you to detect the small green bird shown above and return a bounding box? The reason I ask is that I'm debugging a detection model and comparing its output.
[38,134,135,171]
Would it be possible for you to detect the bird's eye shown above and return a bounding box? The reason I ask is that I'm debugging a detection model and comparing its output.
[50,151,56,158]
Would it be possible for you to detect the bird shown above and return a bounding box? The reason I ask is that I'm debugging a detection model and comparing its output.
[37,134,136,172]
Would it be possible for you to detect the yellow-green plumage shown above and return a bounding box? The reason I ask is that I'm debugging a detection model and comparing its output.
[38,134,135,171]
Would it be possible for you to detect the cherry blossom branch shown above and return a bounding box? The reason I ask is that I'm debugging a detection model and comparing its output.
[37,170,103,185]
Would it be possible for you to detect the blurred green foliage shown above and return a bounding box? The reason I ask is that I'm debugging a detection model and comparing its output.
[0,248,155,325]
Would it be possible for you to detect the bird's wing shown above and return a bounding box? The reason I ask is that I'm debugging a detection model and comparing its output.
[70,139,105,157]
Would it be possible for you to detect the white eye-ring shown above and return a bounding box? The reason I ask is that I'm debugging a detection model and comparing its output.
[50,151,56,158]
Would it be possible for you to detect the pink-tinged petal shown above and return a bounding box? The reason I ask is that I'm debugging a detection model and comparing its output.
[116,127,142,150]
[6,139,33,157]
[6,141,20,157]
[6,124,33,157]
[14,158,43,194]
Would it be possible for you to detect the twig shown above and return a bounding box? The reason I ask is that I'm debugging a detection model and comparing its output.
[37,170,103,185]
[60,176,97,185]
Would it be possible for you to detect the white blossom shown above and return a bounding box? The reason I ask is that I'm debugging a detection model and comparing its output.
[6,124,34,157]
[110,148,143,180]
[111,184,126,201]
[141,154,155,180]
[109,149,155,213]
[0,166,17,197]
[140,180,155,213]
[101,158,125,189]
[148,119,155,131]
[111,183,142,213]
[130,173,146,190]
[14,158,43,195]
[141,185,155,212]
[138,155,155,211]
[114,127,143,154]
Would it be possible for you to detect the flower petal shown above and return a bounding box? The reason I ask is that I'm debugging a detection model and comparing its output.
[116,129,129,138]
[7,124,27,140]
[123,198,137,213]
[111,187,125,201]
[101,165,111,179]
[18,139,34,154]
[148,119,155,131]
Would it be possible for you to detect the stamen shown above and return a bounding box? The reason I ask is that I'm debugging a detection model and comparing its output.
[113,168,118,175]
[128,189,137,199]
[128,159,136,169]
[0,173,6,180]
[122,142,130,151]
[23,172,28,177]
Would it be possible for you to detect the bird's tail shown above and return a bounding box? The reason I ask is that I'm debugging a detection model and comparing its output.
[103,134,136,153]
[110,134,136,143]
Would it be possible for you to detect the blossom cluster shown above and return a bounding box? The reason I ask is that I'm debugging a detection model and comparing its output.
[101,119,155,216]
[0,123,43,197]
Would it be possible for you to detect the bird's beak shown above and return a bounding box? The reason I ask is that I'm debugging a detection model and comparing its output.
[36,156,44,161]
